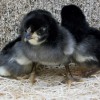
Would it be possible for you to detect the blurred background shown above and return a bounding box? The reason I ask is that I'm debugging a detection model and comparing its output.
[0,0,100,50]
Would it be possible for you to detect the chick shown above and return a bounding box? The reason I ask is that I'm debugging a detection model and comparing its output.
[19,9,76,82]
[0,34,45,84]
[0,40,33,78]
[61,4,100,77]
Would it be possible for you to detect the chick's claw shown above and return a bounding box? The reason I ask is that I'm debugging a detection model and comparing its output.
[29,71,37,84]
[62,74,83,85]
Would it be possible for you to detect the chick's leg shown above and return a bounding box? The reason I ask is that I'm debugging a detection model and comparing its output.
[62,63,82,84]
[16,63,37,83]
[29,63,41,84]
[29,65,37,84]
[62,65,74,84]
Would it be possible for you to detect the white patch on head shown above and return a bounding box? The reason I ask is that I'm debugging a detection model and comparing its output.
[31,32,39,40]
[75,53,98,62]
[64,31,75,55]
[28,32,46,45]
[0,67,11,76]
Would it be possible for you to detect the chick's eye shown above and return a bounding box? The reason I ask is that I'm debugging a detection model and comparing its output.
[37,32,42,35]
[42,27,46,31]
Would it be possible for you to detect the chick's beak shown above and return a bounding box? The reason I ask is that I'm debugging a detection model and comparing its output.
[24,27,32,41]
[24,32,32,42]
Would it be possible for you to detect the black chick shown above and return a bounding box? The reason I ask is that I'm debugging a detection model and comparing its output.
[61,5,100,76]
[19,9,76,81]
[0,36,34,79]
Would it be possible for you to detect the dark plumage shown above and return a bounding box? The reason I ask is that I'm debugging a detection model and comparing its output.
[61,4,89,43]
[0,9,75,82]
[1,35,21,54]
[18,9,76,81]
[0,34,35,78]
[61,5,100,76]
[19,9,75,66]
